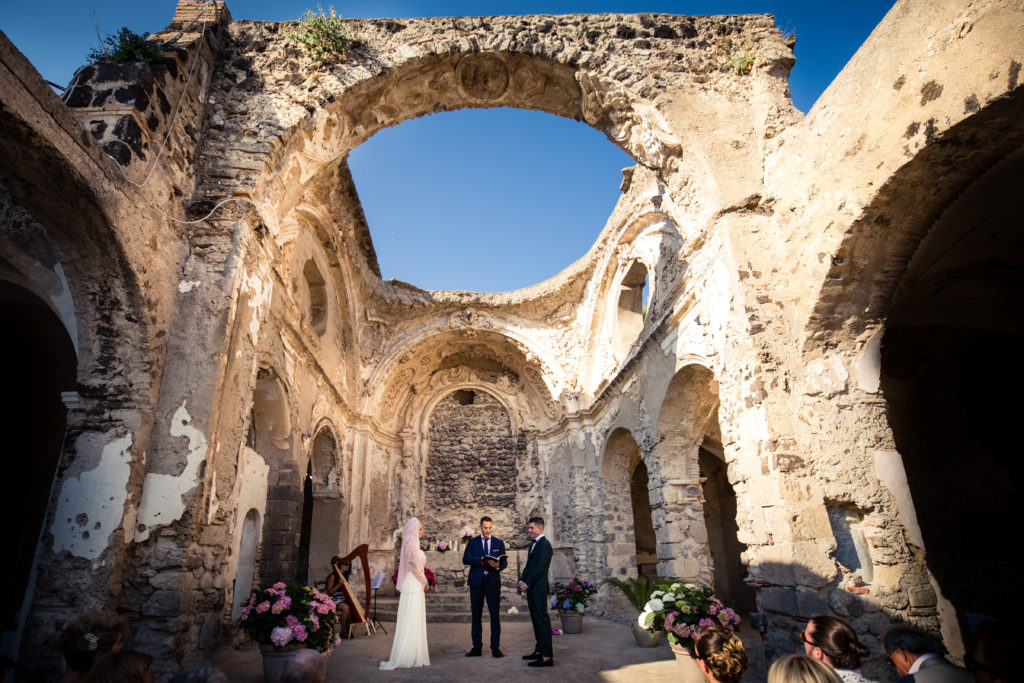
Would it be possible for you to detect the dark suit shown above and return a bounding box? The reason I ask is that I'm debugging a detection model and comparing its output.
[518,535,553,658]
[462,535,507,649]
[900,656,974,683]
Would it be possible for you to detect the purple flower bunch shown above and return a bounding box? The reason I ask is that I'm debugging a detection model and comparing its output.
[239,582,340,653]
[549,579,599,614]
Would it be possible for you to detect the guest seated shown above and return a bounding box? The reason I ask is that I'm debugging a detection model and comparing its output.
[325,558,352,637]
[694,625,748,683]
[88,650,153,683]
[281,649,326,683]
[770,654,844,683]
[57,611,129,683]
[883,625,972,683]
[802,616,873,683]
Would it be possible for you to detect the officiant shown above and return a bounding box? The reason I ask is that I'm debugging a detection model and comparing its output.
[462,516,508,658]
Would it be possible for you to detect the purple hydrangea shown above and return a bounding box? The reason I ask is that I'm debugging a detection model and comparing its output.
[270,626,292,647]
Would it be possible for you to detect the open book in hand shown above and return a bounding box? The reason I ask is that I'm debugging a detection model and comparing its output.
[483,553,508,562]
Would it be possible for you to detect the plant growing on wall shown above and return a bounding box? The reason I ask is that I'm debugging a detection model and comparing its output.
[288,4,353,61]
[729,47,756,75]
[88,27,164,64]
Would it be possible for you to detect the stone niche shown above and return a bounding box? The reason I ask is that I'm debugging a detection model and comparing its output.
[424,389,526,539]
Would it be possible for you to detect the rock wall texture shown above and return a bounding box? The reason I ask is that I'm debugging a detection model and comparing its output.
[1,0,1022,679]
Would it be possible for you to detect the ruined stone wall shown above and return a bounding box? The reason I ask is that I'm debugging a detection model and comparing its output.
[424,390,524,538]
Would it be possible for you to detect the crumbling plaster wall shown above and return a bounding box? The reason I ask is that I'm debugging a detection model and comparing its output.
[7,0,1019,675]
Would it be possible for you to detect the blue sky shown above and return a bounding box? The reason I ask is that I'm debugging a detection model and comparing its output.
[1,1,895,292]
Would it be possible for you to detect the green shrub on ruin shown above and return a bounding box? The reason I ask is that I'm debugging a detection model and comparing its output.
[88,27,164,64]
[288,4,352,61]
[729,47,756,75]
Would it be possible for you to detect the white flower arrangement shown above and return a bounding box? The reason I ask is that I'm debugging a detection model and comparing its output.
[646,598,665,612]
[650,590,664,599]
[661,593,676,602]
[670,583,681,590]
[507,606,519,615]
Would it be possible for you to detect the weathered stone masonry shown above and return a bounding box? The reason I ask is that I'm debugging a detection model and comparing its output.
[1,0,1022,678]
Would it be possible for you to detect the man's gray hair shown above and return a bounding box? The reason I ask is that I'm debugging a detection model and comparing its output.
[280,649,327,683]
[882,625,942,655]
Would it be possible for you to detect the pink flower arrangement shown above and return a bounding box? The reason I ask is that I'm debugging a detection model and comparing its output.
[239,582,339,653]
[637,582,741,652]
[436,541,450,552]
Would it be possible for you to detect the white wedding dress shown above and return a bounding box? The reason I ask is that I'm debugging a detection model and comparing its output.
[380,547,430,669]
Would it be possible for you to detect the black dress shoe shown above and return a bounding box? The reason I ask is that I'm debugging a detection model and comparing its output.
[492,648,504,658]
[522,652,542,660]
[466,647,482,657]
[528,658,553,667]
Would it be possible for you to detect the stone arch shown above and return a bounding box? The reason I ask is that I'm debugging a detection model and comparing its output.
[248,48,693,241]
[248,366,302,582]
[579,210,686,395]
[0,277,76,633]
[600,428,657,592]
[0,176,155,657]
[306,425,349,583]
[650,363,720,581]
[615,260,649,355]
[803,90,1024,355]
[369,327,561,433]
[251,367,292,450]
[878,142,1024,629]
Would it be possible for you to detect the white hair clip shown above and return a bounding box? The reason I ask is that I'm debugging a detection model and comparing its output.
[84,632,99,651]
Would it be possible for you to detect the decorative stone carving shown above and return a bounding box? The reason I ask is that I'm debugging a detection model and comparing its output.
[576,72,682,171]
[456,53,510,101]
[511,65,546,101]
[445,308,494,335]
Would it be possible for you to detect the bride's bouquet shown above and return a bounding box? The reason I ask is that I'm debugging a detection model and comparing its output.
[239,582,340,652]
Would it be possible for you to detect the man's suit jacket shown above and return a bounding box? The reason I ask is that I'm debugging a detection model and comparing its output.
[519,536,552,595]
[462,535,507,588]
[902,656,974,683]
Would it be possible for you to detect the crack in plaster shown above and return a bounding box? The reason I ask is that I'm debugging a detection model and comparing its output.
[135,400,208,542]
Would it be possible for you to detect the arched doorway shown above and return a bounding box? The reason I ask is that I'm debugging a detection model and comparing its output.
[602,428,657,584]
[0,279,76,632]
[654,365,751,602]
[880,145,1024,630]
[231,509,261,620]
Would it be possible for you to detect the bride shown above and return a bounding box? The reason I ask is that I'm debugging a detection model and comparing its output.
[380,517,430,669]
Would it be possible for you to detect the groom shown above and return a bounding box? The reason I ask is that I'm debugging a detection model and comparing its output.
[518,516,553,667]
[462,516,508,658]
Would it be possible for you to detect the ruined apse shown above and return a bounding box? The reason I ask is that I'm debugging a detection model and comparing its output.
[1,0,1022,678]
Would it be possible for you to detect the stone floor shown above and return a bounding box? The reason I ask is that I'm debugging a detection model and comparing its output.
[213,616,691,682]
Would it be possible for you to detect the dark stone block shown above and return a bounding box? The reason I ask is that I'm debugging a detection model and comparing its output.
[142,590,182,617]
[65,84,93,108]
[103,140,133,166]
[654,24,678,39]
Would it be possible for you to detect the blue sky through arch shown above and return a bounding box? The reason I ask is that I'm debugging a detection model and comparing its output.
[348,107,633,292]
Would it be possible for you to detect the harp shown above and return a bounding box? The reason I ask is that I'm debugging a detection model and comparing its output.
[330,544,376,636]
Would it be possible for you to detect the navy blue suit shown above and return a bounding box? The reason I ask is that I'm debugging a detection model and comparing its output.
[462,535,507,649]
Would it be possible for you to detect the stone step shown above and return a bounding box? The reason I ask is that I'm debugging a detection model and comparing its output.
[366,596,544,623]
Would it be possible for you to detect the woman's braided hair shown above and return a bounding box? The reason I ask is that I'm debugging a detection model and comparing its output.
[695,625,748,683]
